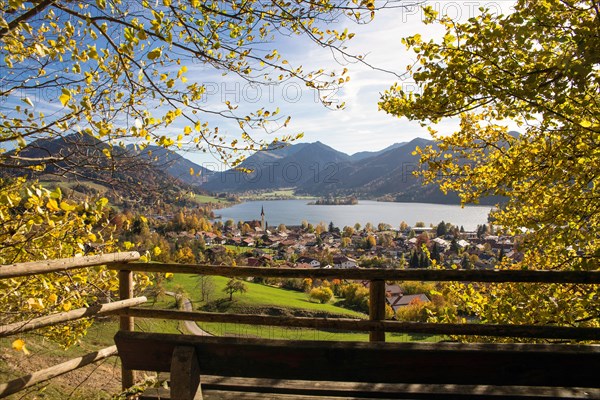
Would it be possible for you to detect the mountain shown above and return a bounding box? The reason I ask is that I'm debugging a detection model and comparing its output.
[296,137,432,196]
[203,141,351,192]
[127,145,214,187]
[1,134,208,209]
[300,138,503,205]
[349,142,407,161]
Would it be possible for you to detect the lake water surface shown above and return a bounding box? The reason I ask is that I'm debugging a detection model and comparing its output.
[216,200,491,231]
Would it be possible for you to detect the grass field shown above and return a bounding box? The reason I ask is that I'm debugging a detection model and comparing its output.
[221,244,274,255]
[158,274,443,342]
[193,194,234,204]
[240,189,316,200]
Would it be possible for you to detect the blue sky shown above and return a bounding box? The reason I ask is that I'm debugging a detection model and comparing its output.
[175,0,516,167]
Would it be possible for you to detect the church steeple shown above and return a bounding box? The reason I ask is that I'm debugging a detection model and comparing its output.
[260,205,265,231]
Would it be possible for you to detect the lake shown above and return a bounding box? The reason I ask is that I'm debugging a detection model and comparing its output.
[216,200,491,231]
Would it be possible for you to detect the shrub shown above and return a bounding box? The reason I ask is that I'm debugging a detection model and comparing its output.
[309,287,334,304]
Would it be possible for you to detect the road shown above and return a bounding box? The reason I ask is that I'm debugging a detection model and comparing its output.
[165,291,212,336]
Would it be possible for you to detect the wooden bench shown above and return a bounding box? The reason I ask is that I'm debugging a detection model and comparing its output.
[114,331,600,400]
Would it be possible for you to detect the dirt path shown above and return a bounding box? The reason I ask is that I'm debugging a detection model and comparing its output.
[165,292,212,336]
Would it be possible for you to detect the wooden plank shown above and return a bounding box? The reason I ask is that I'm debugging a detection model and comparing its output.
[114,332,600,388]
[0,297,146,338]
[119,270,135,390]
[0,252,140,279]
[122,308,600,341]
[369,280,386,342]
[199,389,600,400]
[0,346,117,398]
[171,346,201,400]
[199,376,600,399]
[110,263,600,284]
[139,377,600,399]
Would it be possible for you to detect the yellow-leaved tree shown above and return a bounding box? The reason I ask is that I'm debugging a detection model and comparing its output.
[0,0,399,348]
[380,0,600,336]
[0,179,126,347]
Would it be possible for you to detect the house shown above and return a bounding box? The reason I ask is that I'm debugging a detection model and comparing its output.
[457,239,470,248]
[296,257,321,268]
[385,283,402,297]
[247,256,272,267]
[333,256,358,269]
[413,227,434,234]
[202,231,217,245]
[205,245,227,257]
[388,293,430,313]
[431,237,450,251]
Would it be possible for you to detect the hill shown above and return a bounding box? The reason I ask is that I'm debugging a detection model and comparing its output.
[127,145,214,187]
[0,134,210,210]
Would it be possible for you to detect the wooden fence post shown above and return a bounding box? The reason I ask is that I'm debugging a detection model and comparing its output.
[369,279,386,342]
[119,269,135,389]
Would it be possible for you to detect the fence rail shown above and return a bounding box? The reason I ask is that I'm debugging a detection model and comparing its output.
[0,252,140,279]
[0,346,118,398]
[111,262,600,283]
[0,297,147,338]
[121,308,600,341]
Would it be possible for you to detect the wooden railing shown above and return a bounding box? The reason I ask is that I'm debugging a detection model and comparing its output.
[1,252,600,397]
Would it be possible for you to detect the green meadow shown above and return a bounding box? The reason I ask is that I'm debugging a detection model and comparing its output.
[156,274,442,343]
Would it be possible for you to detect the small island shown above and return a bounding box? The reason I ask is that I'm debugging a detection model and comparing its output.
[309,196,358,205]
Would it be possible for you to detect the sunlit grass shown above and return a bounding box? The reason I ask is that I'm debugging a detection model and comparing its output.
[153,274,443,342]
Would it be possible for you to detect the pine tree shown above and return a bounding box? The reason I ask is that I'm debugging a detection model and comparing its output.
[409,251,420,268]
[431,243,441,262]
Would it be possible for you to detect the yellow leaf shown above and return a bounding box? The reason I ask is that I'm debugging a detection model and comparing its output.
[46,199,60,212]
[60,201,77,211]
[27,298,44,311]
[22,97,34,107]
[165,272,174,279]
[153,246,162,256]
[62,301,72,312]
[147,48,162,60]
[59,89,70,106]
[12,339,30,355]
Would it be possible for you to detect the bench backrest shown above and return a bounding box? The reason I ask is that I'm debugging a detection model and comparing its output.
[115,331,600,388]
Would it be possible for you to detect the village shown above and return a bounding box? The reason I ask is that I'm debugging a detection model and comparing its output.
[150,206,522,316]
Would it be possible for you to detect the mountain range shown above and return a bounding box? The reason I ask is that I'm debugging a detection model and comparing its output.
[3,134,504,205]
[201,137,482,204]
